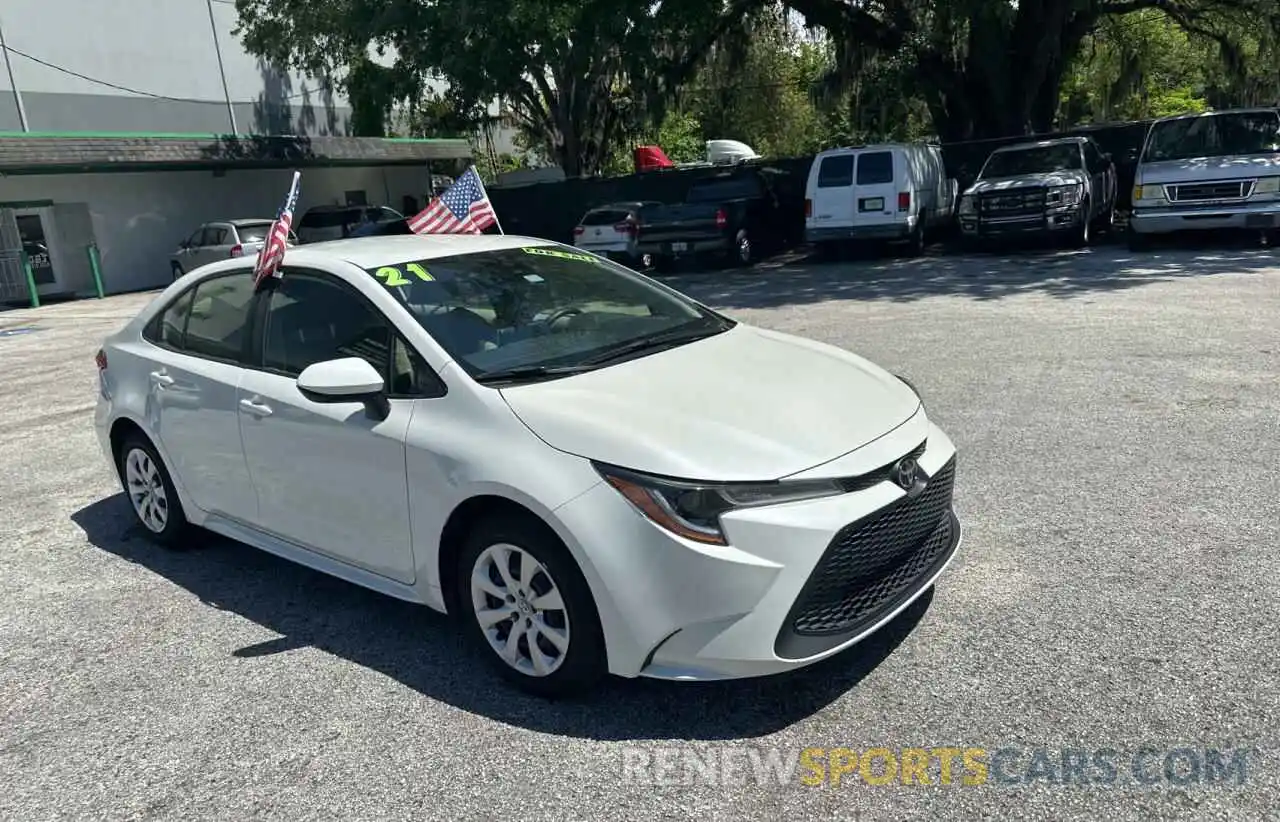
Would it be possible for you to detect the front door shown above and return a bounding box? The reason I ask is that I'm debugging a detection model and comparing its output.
[236,270,416,584]
[144,269,261,521]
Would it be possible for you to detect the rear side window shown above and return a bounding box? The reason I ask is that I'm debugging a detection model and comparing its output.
[817,155,854,188]
[581,209,630,226]
[145,288,196,349]
[856,152,894,185]
[183,272,257,361]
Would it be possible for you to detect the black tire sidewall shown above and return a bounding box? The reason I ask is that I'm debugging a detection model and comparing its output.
[735,230,752,265]
[454,516,606,698]
[117,434,189,548]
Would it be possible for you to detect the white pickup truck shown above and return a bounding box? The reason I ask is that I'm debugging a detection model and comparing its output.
[1128,107,1280,250]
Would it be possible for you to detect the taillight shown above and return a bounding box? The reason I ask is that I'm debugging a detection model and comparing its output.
[804,198,812,217]
[613,221,637,237]
[715,208,727,229]
[95,348,107,371]
[573,226,585,236]
[898,192,911,211]
[229,243,244,257]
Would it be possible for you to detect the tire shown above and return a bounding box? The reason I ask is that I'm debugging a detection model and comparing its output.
[455,515,607,699]
[171,263,184,281]
[115,433,190,549]
[903,215,926,257]
[1069,201,1092,248]
[733,229,753,266]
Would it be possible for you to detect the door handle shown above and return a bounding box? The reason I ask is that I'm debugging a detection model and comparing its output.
[239,398,273,417]
[149,371,174,389]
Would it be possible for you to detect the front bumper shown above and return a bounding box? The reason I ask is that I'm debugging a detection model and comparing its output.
[959,206,1083,237]
[555,421,960,681]
[1129,201,1280,235]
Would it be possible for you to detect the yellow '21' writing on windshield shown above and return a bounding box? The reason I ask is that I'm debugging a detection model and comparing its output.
[374,263,433,287]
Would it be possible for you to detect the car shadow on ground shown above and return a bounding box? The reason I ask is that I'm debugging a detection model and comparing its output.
[72,494,932,741]
[659,232,1278,310]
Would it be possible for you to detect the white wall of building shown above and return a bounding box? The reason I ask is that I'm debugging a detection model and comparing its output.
[0,165,434,293]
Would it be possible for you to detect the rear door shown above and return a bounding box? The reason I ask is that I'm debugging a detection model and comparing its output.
[809,153,856,228]
[196,224,231,268]
[139,269,260,521]
[851,150,899,228]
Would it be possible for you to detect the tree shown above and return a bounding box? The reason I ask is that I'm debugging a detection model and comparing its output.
[783,0,1280,142]
[233,0,752,176]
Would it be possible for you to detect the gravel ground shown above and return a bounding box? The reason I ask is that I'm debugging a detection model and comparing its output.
[1,239,1277,821]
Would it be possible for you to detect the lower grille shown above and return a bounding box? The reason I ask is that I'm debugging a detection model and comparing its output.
[1167,181,1251,202]
[789,456,956,637]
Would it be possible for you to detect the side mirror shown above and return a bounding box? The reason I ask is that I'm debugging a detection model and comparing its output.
[296,357,390,420]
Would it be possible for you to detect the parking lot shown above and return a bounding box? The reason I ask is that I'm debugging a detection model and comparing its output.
[2,240,1278,820]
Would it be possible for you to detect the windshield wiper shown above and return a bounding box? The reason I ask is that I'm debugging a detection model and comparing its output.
[578,324,726,367]
[473,364,597,384]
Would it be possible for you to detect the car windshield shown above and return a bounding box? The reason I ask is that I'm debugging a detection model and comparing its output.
[363,245,733,381]
[1141,111,1280,163]
[980,144,1082,178]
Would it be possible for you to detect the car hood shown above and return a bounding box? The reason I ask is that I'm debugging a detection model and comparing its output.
[498,324,921,481]
[965,171,1087,195]
[1136,154,1280,185]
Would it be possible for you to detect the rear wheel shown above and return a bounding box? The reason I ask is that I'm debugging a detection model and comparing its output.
[116,433,190,548]
[456,516,606,698]
[903,214,926,257]
[734,229,753,266]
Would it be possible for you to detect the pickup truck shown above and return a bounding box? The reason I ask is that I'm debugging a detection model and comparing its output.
[636,167,796,270]
[957,135,1117,248]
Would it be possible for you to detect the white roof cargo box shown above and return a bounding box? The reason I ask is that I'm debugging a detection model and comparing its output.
[706,139,759,165]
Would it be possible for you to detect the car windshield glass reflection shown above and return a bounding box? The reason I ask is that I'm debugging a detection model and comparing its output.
[981,144,1082,178]
[364,246,733,382]
[1142,111,1280,163]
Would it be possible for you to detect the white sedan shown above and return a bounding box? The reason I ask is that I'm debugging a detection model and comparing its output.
[93,233,962,697]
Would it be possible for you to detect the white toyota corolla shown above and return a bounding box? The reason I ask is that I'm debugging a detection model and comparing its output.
[94,233,961,697]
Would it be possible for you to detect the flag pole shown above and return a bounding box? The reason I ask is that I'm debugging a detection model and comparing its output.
[472,164,505,234]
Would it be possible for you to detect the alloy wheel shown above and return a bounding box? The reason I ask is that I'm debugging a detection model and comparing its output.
[737,233,752,264]
[125,447,168,533]
[469,543,571,677]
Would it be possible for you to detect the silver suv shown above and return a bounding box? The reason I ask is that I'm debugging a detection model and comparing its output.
[1128,108,1280,249]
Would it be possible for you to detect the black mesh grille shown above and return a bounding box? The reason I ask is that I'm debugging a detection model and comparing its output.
[790,457,956,636]
[979,189,1046,217]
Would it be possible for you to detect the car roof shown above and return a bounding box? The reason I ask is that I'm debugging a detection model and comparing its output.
[227,218,276,226]
[191,234,556,278]
[992,137,1085,153]
[1151,106,1280,124]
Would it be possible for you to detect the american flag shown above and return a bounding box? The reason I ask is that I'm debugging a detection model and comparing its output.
[408,166,499,234]
[253,170,300,286]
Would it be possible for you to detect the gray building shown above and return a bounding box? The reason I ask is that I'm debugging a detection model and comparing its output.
[0,0,477,301]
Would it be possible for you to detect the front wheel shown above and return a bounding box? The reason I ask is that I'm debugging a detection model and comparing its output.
[1069,201,1092,248]
[170,263,184,281]
[456,517,607,698]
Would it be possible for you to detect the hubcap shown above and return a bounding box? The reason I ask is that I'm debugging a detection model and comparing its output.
[469,543,570,677]
[738,236,751,262]
[124,447,168,533]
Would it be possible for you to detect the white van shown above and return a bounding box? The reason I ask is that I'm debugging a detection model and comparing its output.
[804,144,957,256]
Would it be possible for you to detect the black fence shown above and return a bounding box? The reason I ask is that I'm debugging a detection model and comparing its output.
[483,119,1157,245]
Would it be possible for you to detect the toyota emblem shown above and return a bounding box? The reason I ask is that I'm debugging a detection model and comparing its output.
[893,457,919,490]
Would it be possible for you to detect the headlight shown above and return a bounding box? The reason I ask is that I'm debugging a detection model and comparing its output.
[958,195,976,215]
[1133,184,1164,202]
[1046,184,1083,206]
[594,463,844,545]
[1253,176,1280,194]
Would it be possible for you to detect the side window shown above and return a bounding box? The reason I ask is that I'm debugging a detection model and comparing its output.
[144,287,196,349]
[185,228,204,248]
[390,335,445,397]
[261,274,392,381]
[201,226,227,246]
[183,272,257,361]
[817,155,853,188]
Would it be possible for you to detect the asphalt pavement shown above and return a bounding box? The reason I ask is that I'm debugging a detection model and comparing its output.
[1,239,1277,820]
